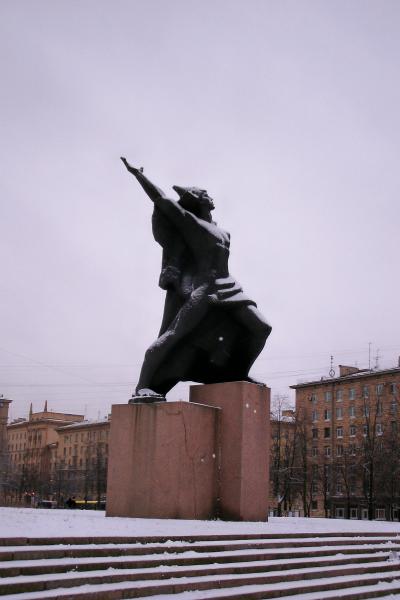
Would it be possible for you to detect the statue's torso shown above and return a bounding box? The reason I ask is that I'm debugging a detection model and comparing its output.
[153,208,231,298]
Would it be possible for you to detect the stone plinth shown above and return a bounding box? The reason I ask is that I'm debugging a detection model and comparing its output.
[190,381,270,521]
[106,401,219,519]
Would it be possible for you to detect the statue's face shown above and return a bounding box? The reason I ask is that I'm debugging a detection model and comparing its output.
[174,185,215,214]
[182,188,215,212]
[194,189,215,212]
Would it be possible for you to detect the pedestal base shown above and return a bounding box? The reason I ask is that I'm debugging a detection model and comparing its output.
[106,401,219,519]
[190,381,270,521]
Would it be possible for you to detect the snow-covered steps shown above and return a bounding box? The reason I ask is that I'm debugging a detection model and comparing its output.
[1,533,400,599]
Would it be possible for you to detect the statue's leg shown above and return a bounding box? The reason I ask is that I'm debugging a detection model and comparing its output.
[158,290,183,336]
[231,305,272,378]
[136,285,210,394]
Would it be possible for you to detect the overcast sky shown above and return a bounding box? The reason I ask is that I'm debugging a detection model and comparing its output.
[1,0,400,420]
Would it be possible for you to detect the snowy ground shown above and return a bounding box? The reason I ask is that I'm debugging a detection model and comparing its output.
[2,507,400,538]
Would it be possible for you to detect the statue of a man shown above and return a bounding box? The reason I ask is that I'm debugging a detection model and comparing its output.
[121,158,272,401]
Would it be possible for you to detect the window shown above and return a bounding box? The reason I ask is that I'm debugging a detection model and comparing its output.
[335,507,345,518]
[363,424,368,436]
[325,391,332,402]
[376,401,383,416]
[362,385,369,398]
[390,401,397,415]
[311,393,317,404]
[390,383,397,395]
[311,500,318,510]
[324,409,331,421]
[375,508,386,520]
[349,443,356,456]
[363,405,370,417]
[312,410,318,422]
[312,464,319,476]
[336,482,343,494]
[312,482,318,494]
[336,407,343,420]
[312,428,318,439]
[336,390,343,402]
[349,405,356,418]
[376,423,383,436]
[312,446,318,457]
[324,446,331,457]
[336,445,343,457]
[376,384,384,396]
[350,507,358,519]
[324,427,331,438]
[391,421,398,433]
[336,427,343,438]
[350,425,356,437]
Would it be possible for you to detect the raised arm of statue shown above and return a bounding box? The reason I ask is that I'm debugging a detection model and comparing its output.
[120,157,167,202]
[121,157,205,243]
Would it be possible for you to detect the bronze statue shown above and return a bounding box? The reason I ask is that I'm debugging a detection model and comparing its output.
[121,158,271,401]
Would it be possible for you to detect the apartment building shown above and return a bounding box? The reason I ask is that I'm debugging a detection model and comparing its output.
[0,396,12,497]
[292,363,400,519]
[269,408,301,516]
[6,403,84,503]
[54,418,110,501]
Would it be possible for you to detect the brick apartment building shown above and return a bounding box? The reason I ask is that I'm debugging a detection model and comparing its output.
[269,408,301,516]
[54,418,110,502]
[4,402,109,505]
[0,396,12,497]
[292,363,400,520]
[6,403,84,503]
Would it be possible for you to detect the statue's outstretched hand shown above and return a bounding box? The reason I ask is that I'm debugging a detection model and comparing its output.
[120,157,143,175]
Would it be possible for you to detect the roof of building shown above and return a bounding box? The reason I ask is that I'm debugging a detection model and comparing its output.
[7,417,81,428]
[291,366,400,389]
[57,418,110,431]
[270,414,295,423]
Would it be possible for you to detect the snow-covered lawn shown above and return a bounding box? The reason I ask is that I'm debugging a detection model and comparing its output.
[1,507,400,538]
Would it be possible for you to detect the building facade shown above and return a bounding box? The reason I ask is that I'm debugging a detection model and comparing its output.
[269,408,301,516]
[54,418,110,503]
[6,403,84,504]
[0,396,12,500]
[292,364,400,520]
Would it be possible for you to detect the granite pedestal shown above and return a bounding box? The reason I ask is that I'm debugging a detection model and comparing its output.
[106,382,270,521]
[106,401,219,519]
[190,381,270,521]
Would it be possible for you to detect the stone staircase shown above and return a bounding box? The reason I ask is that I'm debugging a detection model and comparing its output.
[1,532,400,599]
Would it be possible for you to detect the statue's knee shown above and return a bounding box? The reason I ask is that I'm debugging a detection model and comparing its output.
[258,321,272,342]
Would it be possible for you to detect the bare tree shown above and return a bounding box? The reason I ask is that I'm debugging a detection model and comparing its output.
[270,395,298,515]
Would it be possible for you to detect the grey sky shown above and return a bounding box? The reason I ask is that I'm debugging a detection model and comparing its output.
[1,0,400,420]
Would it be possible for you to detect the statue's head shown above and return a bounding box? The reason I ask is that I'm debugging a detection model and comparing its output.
[173,185,215,219]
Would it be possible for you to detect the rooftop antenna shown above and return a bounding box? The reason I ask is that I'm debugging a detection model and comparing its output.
[374,348,380,370]
[368,342,372,371]
[329,355,335,378]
